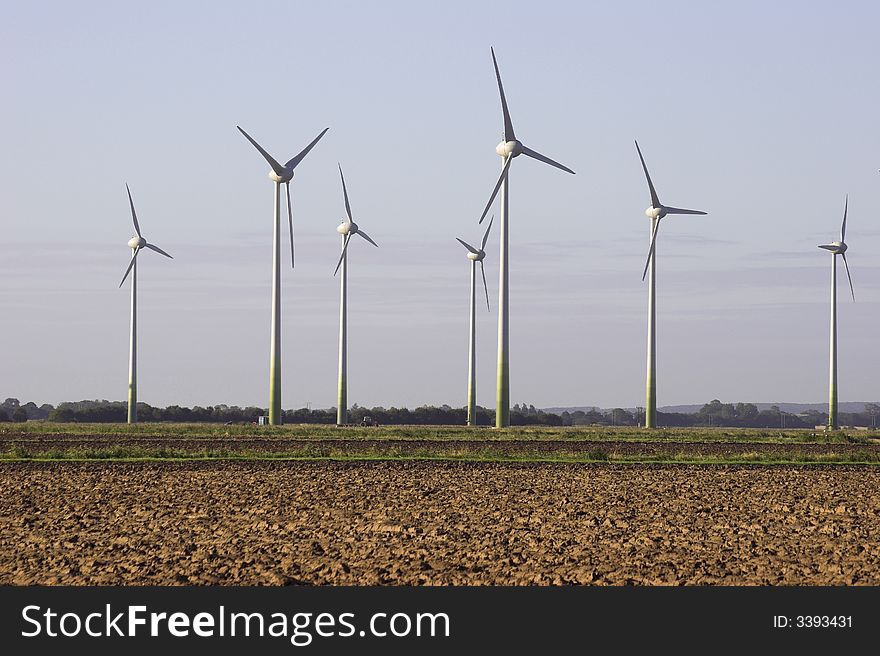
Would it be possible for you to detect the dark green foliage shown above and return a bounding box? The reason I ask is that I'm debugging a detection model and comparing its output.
[1,398,52,420]
[3,395,879,429]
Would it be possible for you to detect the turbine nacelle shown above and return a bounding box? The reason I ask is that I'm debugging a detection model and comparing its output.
[645,206,666,220]
[268,169,294,184]
[819,241,847,255]
[337,220,357,236]
[496,140,523,158]
[128,236,147,250]
[466,249,485,262]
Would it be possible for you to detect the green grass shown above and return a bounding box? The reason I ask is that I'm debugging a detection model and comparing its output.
[3,421,879,444]
[2,444,879,466]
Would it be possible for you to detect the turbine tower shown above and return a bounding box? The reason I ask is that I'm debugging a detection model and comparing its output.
[818,196,855,430]
[118,184,172,424]
[334,164,379,426]
[237,125,329,425]
[477,47,575,428]
[457,215,494,426]
[634,141,707,428]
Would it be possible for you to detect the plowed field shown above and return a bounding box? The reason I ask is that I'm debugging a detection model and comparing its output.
[2,461,878,585]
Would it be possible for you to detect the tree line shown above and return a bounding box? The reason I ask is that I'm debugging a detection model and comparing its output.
[558,400,880,429]
[0,399,563,426]
[2,397,878,428]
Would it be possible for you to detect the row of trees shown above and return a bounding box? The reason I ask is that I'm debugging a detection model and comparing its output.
[696,400,880,429]
[19,400,563,426]
[3,397,879,428]
[1,398,54,422]
[558,401,880,428]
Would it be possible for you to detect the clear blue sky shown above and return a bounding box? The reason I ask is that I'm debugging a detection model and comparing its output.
[2,1,878,409]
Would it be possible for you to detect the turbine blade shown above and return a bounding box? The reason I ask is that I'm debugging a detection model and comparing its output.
[490,47,516,142]
[285,127,330,171]
[479,155,512,224]
[520,145,575,175]
[842,253,855,301]
[144,243,173,259]
[285,183,295,268]
[125,184,142,237]
[841,194,848,242]
[663,206,707,216]
[642,220,660,282]
[634,140,661,209]
[481,214,494,250]
[356,230,378,247]
[338,163,353,222]
[119,249,139,287]
[334,234,351,276]
[236,125,286,177]
[456,238,479,255]
[818,244,837,251]
[481,260,490,312]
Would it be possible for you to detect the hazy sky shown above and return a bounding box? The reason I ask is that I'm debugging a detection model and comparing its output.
[2,1,878,410]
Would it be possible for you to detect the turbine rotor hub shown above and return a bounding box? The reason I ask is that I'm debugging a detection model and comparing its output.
[269,169,294,183]
[467,250,485,262]
[821,241,847,254]
[128,236,146,249]
[496,140,522,158]
[646,206,666,220]
[337,221,357,235]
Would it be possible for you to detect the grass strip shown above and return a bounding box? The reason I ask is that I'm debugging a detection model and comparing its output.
[2,446,880,466]
[3,422,878,444]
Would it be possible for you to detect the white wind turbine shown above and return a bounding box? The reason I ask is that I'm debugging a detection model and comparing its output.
[818,196,855,430]
[634,140,707,429]
[457,215,494,426]
[477,47,575,428]
[237,125,329,425]
[334,164,379,426]
[118,184,172,424]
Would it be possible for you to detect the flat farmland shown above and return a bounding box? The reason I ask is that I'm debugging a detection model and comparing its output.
[2,460,878,585]
[3,423,879,464]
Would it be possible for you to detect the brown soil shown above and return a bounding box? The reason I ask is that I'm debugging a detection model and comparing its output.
[3,436,878,457]
[1,461,878,585]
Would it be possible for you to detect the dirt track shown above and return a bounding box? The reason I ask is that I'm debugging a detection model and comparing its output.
[2,461,878,585]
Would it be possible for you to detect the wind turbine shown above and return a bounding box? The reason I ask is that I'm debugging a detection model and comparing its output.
[334,164,379,426]
[457,215,494,426]
[477,47,575,428]
[818,196,855,430]
[634,140,707,429]
[237,125,329,425]
[118,184,172,424]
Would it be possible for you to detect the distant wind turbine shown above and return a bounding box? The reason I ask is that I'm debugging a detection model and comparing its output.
[818,196,855,430]
[477,47,575,428]
[457,215,494,426]
[634,140,707,428]
[118,184,172,424]
[237,125,329,425]
[334,164,379,426]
